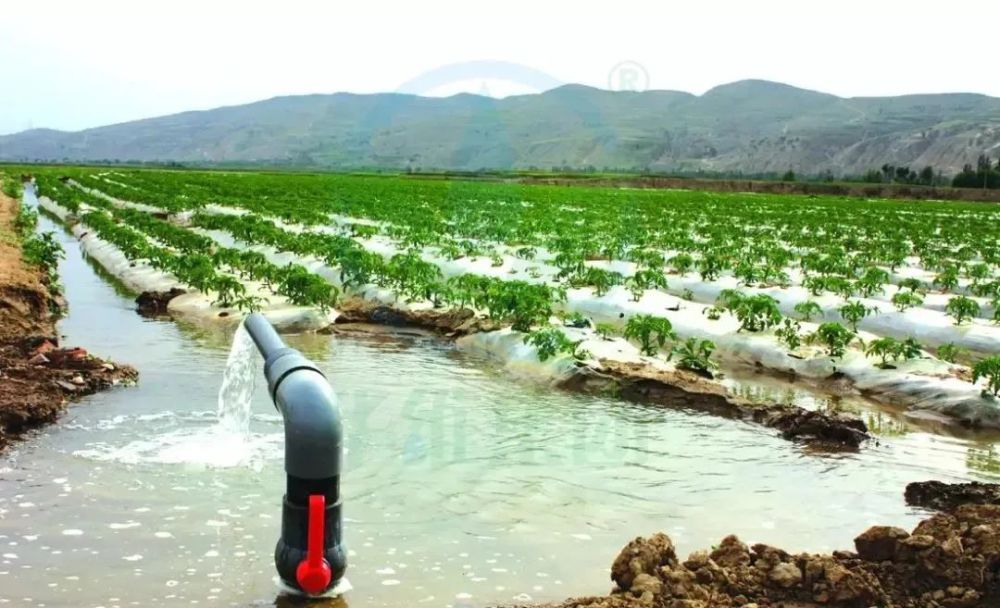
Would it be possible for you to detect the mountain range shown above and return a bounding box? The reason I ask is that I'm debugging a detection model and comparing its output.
[3,80,999,175]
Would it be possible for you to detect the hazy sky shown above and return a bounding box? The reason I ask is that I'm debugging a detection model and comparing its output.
[3,0,998,135]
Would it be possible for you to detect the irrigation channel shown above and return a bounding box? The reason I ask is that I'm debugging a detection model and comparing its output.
[1,192,999,608]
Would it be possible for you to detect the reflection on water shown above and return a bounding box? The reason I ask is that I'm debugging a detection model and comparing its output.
[968,445,1000,476]
[1,199,999,608]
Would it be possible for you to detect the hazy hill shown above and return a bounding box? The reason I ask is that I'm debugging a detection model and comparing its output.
[3,80,999,175]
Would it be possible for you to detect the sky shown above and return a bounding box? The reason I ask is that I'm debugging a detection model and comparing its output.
[2,0,998,135]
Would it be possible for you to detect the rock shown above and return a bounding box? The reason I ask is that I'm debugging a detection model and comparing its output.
[854,525,910,561]
[710,535,751,568]
[55,380,80,392]
[630,573,662,597]
[610,533,677,591]
[768,562,802,588]
[28,353,50,365]
[70,375,85,386]
[31,340,56,357]
[905,481,1000,511]
[896,534,936,561]
[101,362,115,371]
[135,288,186,316]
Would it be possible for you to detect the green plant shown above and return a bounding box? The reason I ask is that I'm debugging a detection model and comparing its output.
[14,205,38,237]
[668,253,694,274]
[897,277,924,293]
[933,267,960,293]
[732,294,782,332]
[774,318,802,350]
[809,322,856,359]
[936,343,965,363]
[523,328,588,362]
[793,300,823,321]
[625,269,668,302]
[703,306,723,321]
[594,322,617,340]
[671,338,718,377]
[856,267,890,297]
[945,296,980,325]
[624,314,676,356]
[1,174,23,199]
[972,356,1000,397]
[865,337,903,368]
[839,300,876,331]
[22,231,65,272]
[891,291,924,312]
[561,311,590,328]
[680,288,694,301]
[574,267,622,296]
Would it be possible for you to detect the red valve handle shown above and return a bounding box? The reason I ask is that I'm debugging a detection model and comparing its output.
[295,494,332,595]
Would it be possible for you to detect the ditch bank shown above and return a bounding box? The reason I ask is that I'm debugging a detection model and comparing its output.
[0,191,136,452]
[514,491,1000,608]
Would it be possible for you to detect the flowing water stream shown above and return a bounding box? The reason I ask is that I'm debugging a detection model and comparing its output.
[1,194,999,608]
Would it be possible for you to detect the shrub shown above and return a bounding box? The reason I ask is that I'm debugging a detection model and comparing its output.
[625,269,668,302]
[732,294,782,332]
[898,277,924,293]
[972,356,1000,397]
[891,291,924,312]
[809,322,856,359]
[671,338,718,377]
[703,306,723,321]
[865,337,902,368]
[594,322,617,340]
[624,314,676,356]
[775,318,802,351]
[22,231,64,272]
[839,300,876,331]
[523,327,588,362]
[899,277,924,293]
[936,343,965,363]
[933,267,960,293]
[864,337,921,368]
[793,300,823,321]
[668,253,694,274]
[945,295,980,325]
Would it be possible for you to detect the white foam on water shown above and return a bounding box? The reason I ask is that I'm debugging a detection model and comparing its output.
[72,322,281,469]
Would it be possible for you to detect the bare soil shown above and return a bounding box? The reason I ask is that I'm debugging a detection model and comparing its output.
[564,360,869,449]
[511,497,999,608]
[0,191,136,451]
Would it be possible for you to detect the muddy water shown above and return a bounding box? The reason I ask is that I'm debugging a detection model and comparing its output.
[1,204,999,608]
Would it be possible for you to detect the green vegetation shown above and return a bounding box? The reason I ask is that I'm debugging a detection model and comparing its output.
[936,343,965,363]
[671,338,718,377]
[972,357,1000,397]
[793,300,823,321]
[524,328,588,362]
[839,300,876,331]
[809,323,856,359]
[945,296,980,325]
[18,165,999,388]
[864,337,922,368]
[624,315,676,357]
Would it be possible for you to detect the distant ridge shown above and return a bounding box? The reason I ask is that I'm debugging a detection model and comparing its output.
[2,80,999,175]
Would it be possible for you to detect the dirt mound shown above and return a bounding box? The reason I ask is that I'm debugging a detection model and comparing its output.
[0,190,136,451]
[333,296,496,335]
[905,481,1000,512]
[136,287,186,316]
[564,360,870,449]
[528,504,999,608]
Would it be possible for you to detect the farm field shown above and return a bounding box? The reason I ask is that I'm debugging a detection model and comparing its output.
[21,166,1000,430]
[2,165,1000,608]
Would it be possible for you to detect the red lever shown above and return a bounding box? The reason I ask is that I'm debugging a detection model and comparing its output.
[296,494,332,595]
